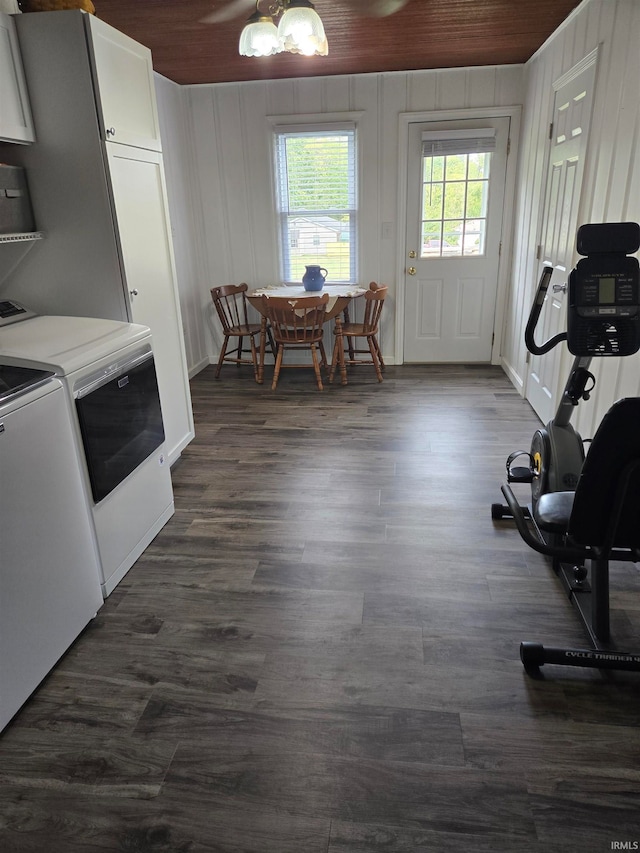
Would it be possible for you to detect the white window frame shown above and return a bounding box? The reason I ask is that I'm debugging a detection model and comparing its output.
[268,114,362,285]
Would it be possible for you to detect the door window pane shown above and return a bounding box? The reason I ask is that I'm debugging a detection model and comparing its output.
[420,151,491,258]
[422,183,443,220]
[443,182,465,220]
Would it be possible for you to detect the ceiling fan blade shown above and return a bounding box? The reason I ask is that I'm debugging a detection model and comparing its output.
[342,0,411,16]
[201,0,256,24]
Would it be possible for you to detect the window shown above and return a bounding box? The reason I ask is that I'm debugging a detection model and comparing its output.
[274,126,357,283]
[420,129,495,258]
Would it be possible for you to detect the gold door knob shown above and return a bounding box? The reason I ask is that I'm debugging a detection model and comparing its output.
[407,267,416,275]
[408,250,416,258]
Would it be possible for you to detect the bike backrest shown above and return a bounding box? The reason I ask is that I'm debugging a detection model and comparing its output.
[569,397,640,548]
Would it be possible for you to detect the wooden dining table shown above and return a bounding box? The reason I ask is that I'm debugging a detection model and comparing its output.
[246,284,367,385]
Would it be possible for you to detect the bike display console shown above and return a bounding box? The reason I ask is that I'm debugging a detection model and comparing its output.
[567,221,640,356]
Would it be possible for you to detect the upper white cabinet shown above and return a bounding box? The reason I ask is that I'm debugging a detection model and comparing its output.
[86,14,161,151]
[0,12,34,143]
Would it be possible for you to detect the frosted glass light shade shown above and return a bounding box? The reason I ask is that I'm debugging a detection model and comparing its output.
[277,4,328,56]
[239,16,282,57]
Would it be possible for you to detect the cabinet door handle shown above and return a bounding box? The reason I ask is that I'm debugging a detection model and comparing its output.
[130,289,139,297]
[106,127,116,138]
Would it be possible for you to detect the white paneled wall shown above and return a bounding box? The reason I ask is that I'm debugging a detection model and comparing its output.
[164,65,523,370]
[502,0,640,440]
[154,73,210,376]
[157,0,638,437]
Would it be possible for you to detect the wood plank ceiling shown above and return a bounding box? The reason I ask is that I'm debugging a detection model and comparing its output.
[80,0,582,86]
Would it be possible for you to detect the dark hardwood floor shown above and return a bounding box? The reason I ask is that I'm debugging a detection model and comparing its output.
[2,364,640,852]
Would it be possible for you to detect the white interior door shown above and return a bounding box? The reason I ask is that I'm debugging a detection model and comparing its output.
[526,52,597,422]
[403,116,510,362]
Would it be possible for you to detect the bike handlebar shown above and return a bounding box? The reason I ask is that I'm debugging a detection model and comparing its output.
[524,265,568,355]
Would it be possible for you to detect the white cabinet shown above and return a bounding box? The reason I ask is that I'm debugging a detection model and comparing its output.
[3,10,193,463]
[86,14,161,151]
[0,12,34,143]
[106,143,192,469]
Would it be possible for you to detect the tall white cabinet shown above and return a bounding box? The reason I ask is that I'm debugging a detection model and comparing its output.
[0,10,193,463]
[0,11,34,144]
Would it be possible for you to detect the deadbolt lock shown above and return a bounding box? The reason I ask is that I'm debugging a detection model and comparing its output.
[408,250,416,258]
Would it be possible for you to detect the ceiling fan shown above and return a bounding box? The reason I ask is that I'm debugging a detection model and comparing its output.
[202,0,411,25]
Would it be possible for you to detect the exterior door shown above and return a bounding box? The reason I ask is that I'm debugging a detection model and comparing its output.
[403,116,510,362]
[526,52,597,422]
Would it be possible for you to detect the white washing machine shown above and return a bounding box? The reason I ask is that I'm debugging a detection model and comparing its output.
[0,365,104,731]
[0,301,174,597]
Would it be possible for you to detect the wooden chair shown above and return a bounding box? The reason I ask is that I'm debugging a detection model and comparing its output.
[330,283,387,383]
[260,294,329,390]
[210,283,274,381]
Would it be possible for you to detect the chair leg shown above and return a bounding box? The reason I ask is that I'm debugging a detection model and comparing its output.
[342,312,355,362]
[266,327,276,359]
[215,336,229,378]
[258,319,267,385]
[329,334,340,383]
[249,334,259,383]
[236,335,244,367]
[310,343,324,390]
[271,345,284,390]
[345,334,356,366]
[318,339,328,370]
[330,317,348,385]
[372,333,385,369]
[368,336,383,382]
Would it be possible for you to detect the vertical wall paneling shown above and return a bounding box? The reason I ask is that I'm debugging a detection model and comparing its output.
[324,75,352,114]
[183,64,523,368]
[467,67,497,108]
[495,66,522,107]
[138,0,640,426]
[154,74,209,375]
[502,0,640,446]
[438,69,466,110]
[188,87,232,360]
[406,70,436,114]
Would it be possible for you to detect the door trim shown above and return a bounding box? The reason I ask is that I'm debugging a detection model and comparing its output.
[396,106,521,365]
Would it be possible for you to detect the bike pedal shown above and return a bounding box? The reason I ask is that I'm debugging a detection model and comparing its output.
[507,466,535,483]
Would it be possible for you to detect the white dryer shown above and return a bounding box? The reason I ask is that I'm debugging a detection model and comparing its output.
[0,301,174,597]
[0,365,103,731]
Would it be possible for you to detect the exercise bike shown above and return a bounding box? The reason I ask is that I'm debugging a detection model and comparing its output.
[493,221,640,674]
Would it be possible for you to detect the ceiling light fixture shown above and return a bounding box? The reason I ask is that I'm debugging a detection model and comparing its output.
[239,0,328,58]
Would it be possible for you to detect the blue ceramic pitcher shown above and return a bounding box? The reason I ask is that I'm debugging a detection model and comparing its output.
[302,265,328,291]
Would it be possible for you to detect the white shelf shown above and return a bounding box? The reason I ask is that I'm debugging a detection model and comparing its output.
[0,232,43,285]
[0,232,43,244]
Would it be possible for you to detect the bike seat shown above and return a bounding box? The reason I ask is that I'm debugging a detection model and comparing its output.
[534,491,574,534]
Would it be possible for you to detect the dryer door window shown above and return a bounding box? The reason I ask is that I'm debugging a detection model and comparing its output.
[75,350,165,503]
